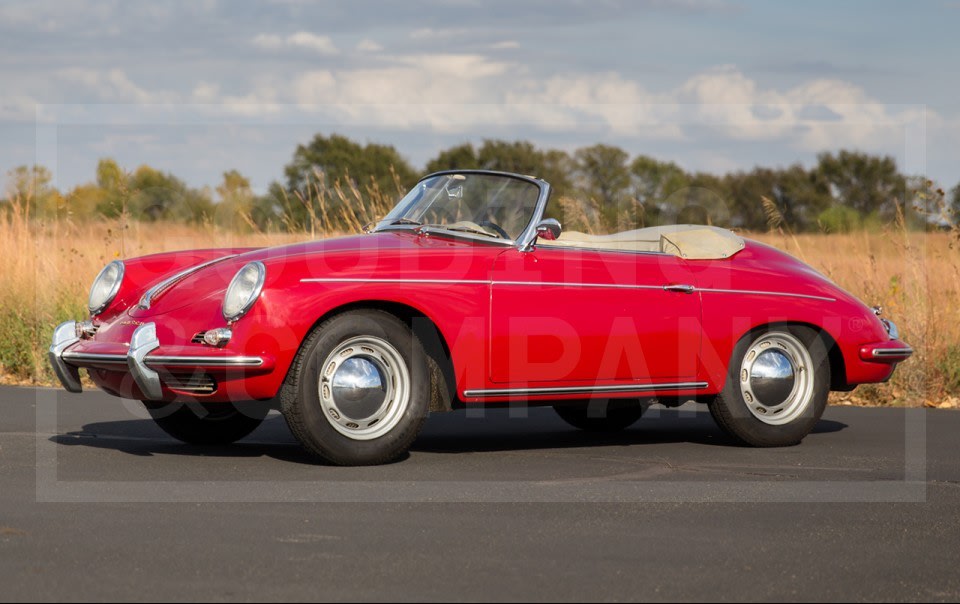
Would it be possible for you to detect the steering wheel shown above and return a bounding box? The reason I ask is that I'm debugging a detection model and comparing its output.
[478,220,509,239]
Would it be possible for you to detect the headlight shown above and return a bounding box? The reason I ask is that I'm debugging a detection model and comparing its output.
[88,260,124,315]
[222,261,266,321]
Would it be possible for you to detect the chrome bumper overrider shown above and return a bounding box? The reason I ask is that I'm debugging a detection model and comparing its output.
[49,321,83,393]
[128,322,162,400]
[49,320,265,399]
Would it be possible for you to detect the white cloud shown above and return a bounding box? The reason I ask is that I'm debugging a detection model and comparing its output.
[287,32,339,54]
[187,57,930,157]
[44,58,931,160]
[20,56,940,186]
[491,41,520,50]
[0,95,39,121]
[253,31,339,55]
[252,33,285,50]
[59,68,177,104]
[356,39,383,53]
[409,27,469,39]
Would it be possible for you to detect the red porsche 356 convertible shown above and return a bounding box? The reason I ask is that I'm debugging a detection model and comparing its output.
[50,170,912,465]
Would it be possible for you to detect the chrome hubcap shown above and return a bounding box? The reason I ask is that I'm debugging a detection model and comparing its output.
[319,336,410,440]
[739,332,814,425]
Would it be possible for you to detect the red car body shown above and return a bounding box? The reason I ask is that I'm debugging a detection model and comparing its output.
[54,226,910,406]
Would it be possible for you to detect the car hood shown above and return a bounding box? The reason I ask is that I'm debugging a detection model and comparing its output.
[126,230,459,317]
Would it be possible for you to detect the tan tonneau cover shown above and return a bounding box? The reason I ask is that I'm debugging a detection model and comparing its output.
[552,224,745,259]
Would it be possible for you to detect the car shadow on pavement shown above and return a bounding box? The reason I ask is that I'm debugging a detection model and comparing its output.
[413,407,847,454]
[49,407,848,463]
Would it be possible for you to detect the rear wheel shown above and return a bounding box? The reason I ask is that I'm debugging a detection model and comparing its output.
[281,310,431,466]
[553,400,647,432]
[709,325,830,447]
[143,401,268,445]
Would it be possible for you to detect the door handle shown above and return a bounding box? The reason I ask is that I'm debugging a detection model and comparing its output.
[664,284,696,294]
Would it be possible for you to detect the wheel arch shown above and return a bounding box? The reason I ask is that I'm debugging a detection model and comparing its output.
[736,320,848,391]
[285,299,458,412]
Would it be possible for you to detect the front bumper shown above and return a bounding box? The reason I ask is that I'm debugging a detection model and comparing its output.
[49,321,271,400]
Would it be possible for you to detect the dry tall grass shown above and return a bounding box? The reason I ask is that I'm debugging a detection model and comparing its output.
[2,196,956,407]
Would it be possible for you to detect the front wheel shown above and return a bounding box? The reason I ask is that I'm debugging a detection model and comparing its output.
[709,326,830,447]
[280,310,431,466]
[143,401,269,445]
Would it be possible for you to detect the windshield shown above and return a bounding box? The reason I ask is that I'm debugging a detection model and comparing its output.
[374,172,542,241]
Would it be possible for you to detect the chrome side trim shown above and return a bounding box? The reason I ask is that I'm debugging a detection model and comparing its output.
[299,277,832,302]
[301,278,489,285]
[62,352,127,365]
[139,255,237,310]
[300,278,665,290]
[61,351,264,368]
[127,323,162,400]
[872,348,914,358]
[698,287,835,303]
[48,321,83,393]
[146,356,264,368]
[463,381,709,398]
[496,280,664,291]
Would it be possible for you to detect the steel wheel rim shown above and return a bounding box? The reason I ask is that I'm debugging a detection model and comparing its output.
[318,336,410,440]
[739,332,814,425]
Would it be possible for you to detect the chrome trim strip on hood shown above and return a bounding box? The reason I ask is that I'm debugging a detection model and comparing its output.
[138,255,238,310]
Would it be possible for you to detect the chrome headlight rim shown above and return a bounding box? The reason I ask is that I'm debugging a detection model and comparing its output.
[222,261,266,322]
[880,318,899,340]
[88,260,125,316]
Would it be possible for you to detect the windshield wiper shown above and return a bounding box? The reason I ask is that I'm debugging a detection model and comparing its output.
[421,224,501,239]
[372,217,422,232]
[388,218,423,227]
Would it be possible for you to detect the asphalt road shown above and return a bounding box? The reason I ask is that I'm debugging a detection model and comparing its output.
[2,385,959,602]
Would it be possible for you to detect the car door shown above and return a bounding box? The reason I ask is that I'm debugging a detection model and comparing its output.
[489,245,702,385]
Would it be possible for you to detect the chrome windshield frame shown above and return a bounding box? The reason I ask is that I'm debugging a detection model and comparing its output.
[372,169,551,250]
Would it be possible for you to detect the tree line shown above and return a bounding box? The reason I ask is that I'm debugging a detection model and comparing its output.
[4,133,958,234]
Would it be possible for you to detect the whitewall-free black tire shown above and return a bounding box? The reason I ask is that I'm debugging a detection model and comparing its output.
[281,310,431,465]
[709,325,830,447]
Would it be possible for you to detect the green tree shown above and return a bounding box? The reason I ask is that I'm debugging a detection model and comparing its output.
[214,169,256,230]
[629,156,689,226]
[425,143,480,173]
[817,205,862,233]
[950,182,960,227]
[284,133,416,197]
[5,165,61,215]
[723,165,831,231]
[279,133,417,231]
[63,183,106,218]
[816,151,905,220]
[93,158,131,217]
[474,140,573,196]
[126,164,213,223]
[574,144,631,208]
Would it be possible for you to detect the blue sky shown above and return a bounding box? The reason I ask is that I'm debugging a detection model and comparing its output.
[1,0,957,194]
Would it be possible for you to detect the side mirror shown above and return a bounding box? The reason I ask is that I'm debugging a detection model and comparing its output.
[535,218,562,242]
